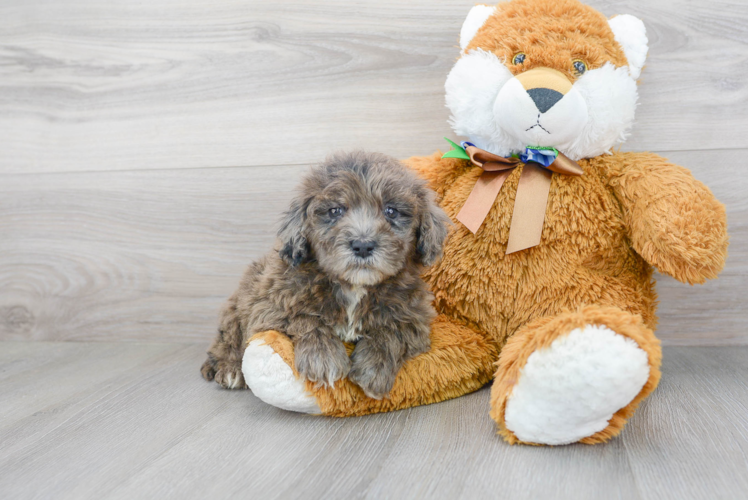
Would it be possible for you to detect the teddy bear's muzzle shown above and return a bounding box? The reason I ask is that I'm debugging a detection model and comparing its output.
[515,67,572,114]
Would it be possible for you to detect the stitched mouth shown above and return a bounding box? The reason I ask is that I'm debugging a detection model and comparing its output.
[525,114,551,134]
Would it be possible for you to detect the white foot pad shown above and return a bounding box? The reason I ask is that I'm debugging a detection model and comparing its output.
[243,339,321,414]
[504,324,650,445]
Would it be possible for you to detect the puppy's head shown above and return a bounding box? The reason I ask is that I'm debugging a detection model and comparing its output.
[278,151,450,286]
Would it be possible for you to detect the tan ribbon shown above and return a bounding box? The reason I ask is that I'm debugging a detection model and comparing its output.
[456,145,583,254]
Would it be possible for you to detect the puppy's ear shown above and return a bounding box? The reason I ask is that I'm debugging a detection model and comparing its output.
[278,195,312,267]
[416,191,450,266]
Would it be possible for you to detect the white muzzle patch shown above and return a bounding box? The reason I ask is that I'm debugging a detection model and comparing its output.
[494,77,588,150]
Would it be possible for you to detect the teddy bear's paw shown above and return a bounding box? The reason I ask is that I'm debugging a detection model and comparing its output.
[242,334,321,414]
[503,324,650,445]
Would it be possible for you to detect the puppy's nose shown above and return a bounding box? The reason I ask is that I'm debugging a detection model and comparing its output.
[350,240,377,258]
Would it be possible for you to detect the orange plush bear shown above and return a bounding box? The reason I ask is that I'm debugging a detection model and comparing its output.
[241,0,728,445]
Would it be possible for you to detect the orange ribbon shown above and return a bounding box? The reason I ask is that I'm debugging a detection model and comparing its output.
[455,145,583,254]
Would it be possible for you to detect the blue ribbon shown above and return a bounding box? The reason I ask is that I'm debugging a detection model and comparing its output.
[520,147,559,168]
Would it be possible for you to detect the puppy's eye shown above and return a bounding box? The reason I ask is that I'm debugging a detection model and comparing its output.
[384,207,399,219]
[512,52,526,65]
[573,60,588,76]
[328,207,344,218]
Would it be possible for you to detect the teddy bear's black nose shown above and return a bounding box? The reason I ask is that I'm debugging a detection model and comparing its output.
[351,240,377,258]
[527,88,564,113]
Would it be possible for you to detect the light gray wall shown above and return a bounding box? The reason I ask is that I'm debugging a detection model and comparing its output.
[1,0,745,344]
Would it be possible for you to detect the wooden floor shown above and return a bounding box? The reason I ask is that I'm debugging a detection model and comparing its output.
[0,342,746,500]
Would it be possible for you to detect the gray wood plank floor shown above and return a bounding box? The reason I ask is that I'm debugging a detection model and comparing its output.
[1,342,746,500]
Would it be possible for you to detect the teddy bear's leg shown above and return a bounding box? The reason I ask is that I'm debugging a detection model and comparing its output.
[241,330,321,413]
[242,315,498,416]
[490,305,661,446]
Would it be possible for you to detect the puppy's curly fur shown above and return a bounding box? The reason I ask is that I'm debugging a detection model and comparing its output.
[201,151,450,399]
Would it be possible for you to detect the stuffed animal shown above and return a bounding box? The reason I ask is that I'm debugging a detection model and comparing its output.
[240,0,728,445]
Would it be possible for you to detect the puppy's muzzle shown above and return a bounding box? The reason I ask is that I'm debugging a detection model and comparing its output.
[516,67,573,114]
[350,239,377,259]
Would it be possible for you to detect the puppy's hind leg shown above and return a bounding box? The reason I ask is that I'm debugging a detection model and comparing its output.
[201,299,247,390]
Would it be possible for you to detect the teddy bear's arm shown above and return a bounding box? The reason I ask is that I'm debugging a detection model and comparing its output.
[605,152,728,285]
[404,151,468,199]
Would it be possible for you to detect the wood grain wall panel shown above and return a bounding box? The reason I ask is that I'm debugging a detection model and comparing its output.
[0,149,744,344]
[0,0,746,174]
[0,164,308,342]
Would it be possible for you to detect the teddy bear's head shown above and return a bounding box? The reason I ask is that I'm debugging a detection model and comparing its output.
[446,0,648,161]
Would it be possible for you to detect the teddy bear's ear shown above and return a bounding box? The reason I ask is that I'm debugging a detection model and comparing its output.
[460,5,497,52]
[608,14,648,80]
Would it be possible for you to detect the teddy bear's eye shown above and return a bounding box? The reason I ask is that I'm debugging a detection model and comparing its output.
[512,53,526,65]
[573,60,588,75]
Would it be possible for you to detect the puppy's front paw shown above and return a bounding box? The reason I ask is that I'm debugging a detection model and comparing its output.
[201,359,216,381]
[348,362,397,400]
[294,334,351,388]
[348,338,401,399]
[214,363,247,390]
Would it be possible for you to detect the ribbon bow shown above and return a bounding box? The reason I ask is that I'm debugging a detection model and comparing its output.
[442,139,583,254]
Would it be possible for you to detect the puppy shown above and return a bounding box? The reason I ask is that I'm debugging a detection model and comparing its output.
[200,151,450,399]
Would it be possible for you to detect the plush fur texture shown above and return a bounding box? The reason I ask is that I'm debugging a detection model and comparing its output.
[503,324,650,445]
[608,15,648,79]
[447,0,639,160]
[459,5,497,52]
[492,305,661,445]
[202,151,449,399]
[243,334,321,413]
[240,0,728,445]
[247,316,499,417]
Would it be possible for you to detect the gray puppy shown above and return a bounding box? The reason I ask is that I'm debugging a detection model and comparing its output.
[201,151,450,399]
